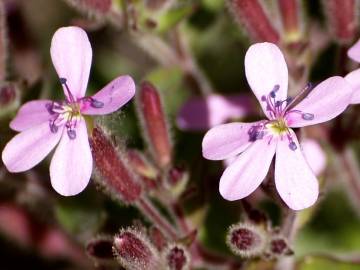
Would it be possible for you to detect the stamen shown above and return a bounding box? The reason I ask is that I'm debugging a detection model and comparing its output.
[302,113,314,120]
[49,122,58,133]
[248,125,265,142]
[45,103,55,115]
[270,84,280,98]
[59,77,76,103]
[288,141,297,151]
[67,129,76,140]
[90,98,104,108]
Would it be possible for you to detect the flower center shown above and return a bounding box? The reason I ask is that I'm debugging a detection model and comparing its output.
[45,77,104,139]
[246,84,316,151]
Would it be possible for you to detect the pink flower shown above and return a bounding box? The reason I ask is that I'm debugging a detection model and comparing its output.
[346,39,360,103]
[177,94,255,131]
[2,26,135,196]
[202,42,352,210]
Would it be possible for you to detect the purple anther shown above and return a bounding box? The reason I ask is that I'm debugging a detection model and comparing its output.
[45,103,55,115]
[270,84,280,98]
[289,141,297,151]
[67,129,76,140]
[302,113,314,120]
[90,98,104,108]
[49,122,58,133]
[59,77,67,84]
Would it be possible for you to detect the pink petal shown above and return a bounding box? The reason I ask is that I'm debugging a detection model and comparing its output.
[301,139,326,176]
[245,42,288,118]
[177,94,254,131]
[348,39,360,62]
[345,69,360,104]
[287,76,352,128]
[50,119,92,196]
[202,121,264,160]
[10,100,52,132]
[2,122,63,172]
[219,137,277,201]
[50,26,92,99]
[275,131,319,210]
[81,75,135,115]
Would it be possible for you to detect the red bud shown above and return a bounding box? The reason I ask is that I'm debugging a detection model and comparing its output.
[137,81,172,169]
[228,0,280,43]
[278,0,302,43]
[90,127,142,203]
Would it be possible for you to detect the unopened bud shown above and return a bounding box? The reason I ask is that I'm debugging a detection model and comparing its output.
[162,244,190,270]
[166,165,189,197]
[137,81,172,169]
[90,127,142,203]
[0,83,16,106]
[278,0,302,43]
[113,228,160,270]
[227,0,280,43]
[226,222,267,258]
[149,226,167,251]
[127,149,158,179]
[86,235,114,261]
[323,0,357,43]
[266,236,293,259]
[65,0,112,16]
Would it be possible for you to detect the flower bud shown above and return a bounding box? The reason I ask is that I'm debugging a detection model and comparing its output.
[90,127,142,203]
[166,165,189,197]
[162,244,190,270]
[65,0,112,16]
[226,222,267,258]
[266,236,293,259]
[278,0,302,43]
[323,0,357,43]
[127,149,158,179]
[113,228,160,270]
[227,0,280,43]
[86,235,114,261]
[149,226,167,251]
[137,81,172,169]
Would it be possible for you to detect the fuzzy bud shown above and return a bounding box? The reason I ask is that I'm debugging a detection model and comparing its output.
[90,127,142,203]
[226,222,267,258]
[162,244,190,270]
[137,81,172,169]
[227,0,280,43]
[278,0,302,43]
[65,0,112,16]
[323,0,357,43]
[86,236,114,261]
[113,228,160,270]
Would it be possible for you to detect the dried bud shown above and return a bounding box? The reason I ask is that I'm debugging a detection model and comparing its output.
[162,244,190,270]
[278,0,302,43]
[90,127,142,203]
[226,222,267,258]
[65,0,112,16]
[113,228,160,270]
[86,235,114,261]
[323,0,357,43]
[137,81,172,169]
[166,165,189,197]
[227,0,280,43]
[127,149,158,179]
[266,236,293,259]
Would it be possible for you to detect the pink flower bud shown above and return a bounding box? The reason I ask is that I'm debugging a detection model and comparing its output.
[137,81,172,169]
[113,228,160,270]
[228,0,280,43]
[162,244,190,270]
[226,222,267,258]
[324,0,357,43]
[266,236,293,258]
[90,127,142,203]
